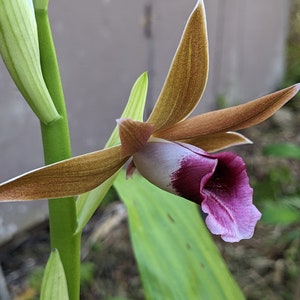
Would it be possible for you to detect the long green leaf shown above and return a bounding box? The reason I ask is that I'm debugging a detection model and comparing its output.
[41,249,69,300]
[105,72,149,147]
[263,143,300,160]
[261,195,300,225]
[75,174,118,234]
[76,72,148,232]
[114,170,244,300]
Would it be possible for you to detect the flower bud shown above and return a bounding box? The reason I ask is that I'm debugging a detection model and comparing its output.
[0,0,60,124]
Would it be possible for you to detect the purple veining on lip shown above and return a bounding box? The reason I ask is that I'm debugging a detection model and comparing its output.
[170,148,261,242]
[132,140,261,242]
[170,154,217,204]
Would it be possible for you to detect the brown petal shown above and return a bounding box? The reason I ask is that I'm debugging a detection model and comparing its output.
[0,146,128,201]
[180,132,252,152]
[155,84,300,140]
[147,0,208,131]
[118,118,154,157]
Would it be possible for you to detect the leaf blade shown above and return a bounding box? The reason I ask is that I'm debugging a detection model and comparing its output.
[106,72,149,147]
[76,72,148,232]
[263,143,300,160]
[40,249,69,300]
[114,170,244,300]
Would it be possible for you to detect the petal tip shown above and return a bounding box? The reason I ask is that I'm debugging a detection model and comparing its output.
[197,0,204,7]
[226,131,253,147]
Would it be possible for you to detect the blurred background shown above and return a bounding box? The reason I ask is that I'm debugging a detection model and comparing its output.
[0,0,290,244]
[0,0,300,299]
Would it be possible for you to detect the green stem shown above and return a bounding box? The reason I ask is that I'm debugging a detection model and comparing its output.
[35,8,81,300]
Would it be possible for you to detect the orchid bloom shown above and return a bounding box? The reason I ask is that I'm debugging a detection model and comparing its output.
[0,0,299,242]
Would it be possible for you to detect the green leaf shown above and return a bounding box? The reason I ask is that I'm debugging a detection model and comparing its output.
[76,72,148,232]
[263,143,300,160]
[114,170,244,300]
[261,198,300,225]
[105,72,149,147]
[284,196,300,209]
[41,249,69,300]
[75,174,118,234]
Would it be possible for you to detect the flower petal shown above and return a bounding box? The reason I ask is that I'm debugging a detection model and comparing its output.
[147,0,208,131]
[200,152,261,242]
[154,84,300,140]
[117,118,154,157]
[179,132,252,152]
[132,140,217,202]
[132,140,261,242]
[132,139,207,194]
[0,146,127,201]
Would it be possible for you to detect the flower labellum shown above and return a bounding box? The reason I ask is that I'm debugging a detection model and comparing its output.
[131,140,261,242]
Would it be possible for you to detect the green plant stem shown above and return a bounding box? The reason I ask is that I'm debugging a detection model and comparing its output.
[35,8,81,300]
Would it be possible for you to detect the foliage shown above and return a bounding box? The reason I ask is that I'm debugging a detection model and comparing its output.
[80,262,96,291]
[115,170,244,300]
[254,143,300,225]
[40,249,69,300]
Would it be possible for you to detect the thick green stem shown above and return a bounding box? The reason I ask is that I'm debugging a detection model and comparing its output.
[35,8,81,300]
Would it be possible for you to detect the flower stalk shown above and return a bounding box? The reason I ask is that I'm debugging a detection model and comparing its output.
[34,7,80,300]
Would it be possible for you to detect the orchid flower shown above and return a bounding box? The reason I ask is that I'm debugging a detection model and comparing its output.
[0,0,299,242]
